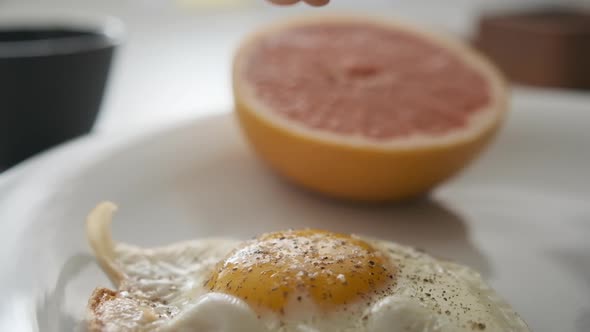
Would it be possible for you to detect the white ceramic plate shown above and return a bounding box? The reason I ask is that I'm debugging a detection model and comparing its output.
[0,89,589,332]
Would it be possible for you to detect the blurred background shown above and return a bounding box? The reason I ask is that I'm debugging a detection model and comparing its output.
[0,0,588,168]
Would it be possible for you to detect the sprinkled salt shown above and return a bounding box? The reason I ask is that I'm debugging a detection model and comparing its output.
[337,274,346,283]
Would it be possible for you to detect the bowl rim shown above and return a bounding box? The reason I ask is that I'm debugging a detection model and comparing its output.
[0,10,125,58]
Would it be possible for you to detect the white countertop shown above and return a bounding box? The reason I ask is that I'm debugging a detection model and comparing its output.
[2,0,588,136]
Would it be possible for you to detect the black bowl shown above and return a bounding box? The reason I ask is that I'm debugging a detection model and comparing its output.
[0,16,123,169]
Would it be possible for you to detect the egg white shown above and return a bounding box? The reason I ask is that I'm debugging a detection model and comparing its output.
[86,202,529,332]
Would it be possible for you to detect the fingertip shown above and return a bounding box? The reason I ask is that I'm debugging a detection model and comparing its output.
[270,0,300,5]
[304,0,330,6]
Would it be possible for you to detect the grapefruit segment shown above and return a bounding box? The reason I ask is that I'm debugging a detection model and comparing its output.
[233,16,508,201]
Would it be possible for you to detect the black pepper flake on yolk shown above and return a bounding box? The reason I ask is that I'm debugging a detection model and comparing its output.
[205,229,396,314]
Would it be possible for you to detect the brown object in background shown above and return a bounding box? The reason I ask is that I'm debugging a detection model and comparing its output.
[475,7,590,90]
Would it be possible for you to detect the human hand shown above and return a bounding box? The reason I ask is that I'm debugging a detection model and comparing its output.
[267,0,329,6]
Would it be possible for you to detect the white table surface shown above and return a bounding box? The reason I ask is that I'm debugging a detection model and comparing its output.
[1,0,587,136]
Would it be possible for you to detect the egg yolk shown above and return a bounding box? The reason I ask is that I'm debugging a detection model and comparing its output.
[205,229,396,314]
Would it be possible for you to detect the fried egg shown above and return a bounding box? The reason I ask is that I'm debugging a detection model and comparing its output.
[86,202,529,332]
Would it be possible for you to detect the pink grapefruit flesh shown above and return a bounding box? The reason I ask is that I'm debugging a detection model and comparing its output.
[244,23,491,139]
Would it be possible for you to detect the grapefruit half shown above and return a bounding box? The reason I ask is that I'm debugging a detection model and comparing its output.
[233,16,508,201]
